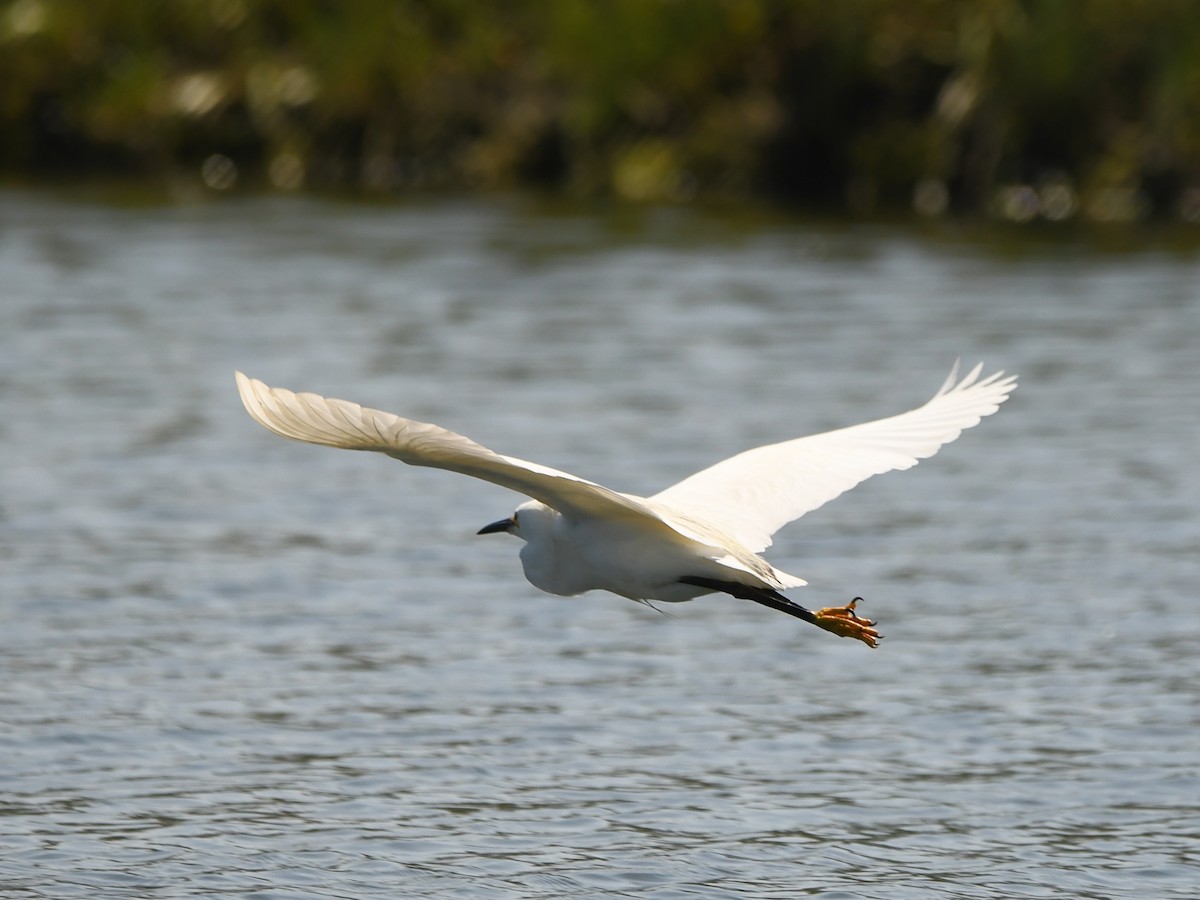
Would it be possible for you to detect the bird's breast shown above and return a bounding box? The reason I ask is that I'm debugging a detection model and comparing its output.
[518,534,595,597]
[518,517,723,602]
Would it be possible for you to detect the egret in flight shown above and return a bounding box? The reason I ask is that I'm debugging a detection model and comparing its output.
[235,362,1015,647]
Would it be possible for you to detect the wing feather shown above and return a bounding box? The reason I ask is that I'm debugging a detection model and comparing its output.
[648,362,1017,552]
[235,372,690,533]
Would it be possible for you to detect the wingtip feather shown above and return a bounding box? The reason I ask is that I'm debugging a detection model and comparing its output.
[936,358,962,395]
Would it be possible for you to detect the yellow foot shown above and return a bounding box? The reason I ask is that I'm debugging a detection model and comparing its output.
[813,597,881,648]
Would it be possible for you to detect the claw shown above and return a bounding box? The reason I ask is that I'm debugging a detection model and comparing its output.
[812,597,882,648]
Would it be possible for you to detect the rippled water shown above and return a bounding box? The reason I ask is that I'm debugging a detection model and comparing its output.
[2,190,1198,898]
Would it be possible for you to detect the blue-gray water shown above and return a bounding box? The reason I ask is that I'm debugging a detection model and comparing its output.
[2,191,1198,898]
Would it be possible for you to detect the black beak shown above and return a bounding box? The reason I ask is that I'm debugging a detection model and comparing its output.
[477,517,514,535]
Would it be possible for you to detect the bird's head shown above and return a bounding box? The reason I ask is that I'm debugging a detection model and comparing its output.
[477,500,555,542]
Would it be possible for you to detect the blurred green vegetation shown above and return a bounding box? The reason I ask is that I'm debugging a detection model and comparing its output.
[3,0,1200,219]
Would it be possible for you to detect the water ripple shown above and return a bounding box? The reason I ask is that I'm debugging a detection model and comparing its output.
[2,192,1198,898]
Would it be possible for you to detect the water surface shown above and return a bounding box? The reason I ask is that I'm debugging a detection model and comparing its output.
[2,192,1198,897]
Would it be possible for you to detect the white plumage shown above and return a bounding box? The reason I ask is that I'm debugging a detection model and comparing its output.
[235,362,1016,647]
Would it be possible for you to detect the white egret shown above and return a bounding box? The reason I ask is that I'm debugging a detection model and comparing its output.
[235,362,1016,647]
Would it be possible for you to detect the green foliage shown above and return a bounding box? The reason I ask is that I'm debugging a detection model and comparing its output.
[2,0,1198,217]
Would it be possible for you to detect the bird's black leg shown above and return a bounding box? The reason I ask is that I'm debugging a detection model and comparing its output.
[677,576,881,647]
[677,576,818,624]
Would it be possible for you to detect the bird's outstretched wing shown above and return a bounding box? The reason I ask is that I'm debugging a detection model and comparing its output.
[649,362,1017,553]
[235,372,678,530]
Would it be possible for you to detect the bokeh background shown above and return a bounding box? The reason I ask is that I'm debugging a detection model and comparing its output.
[4,0,1200,220]
[3,3,1199,899]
